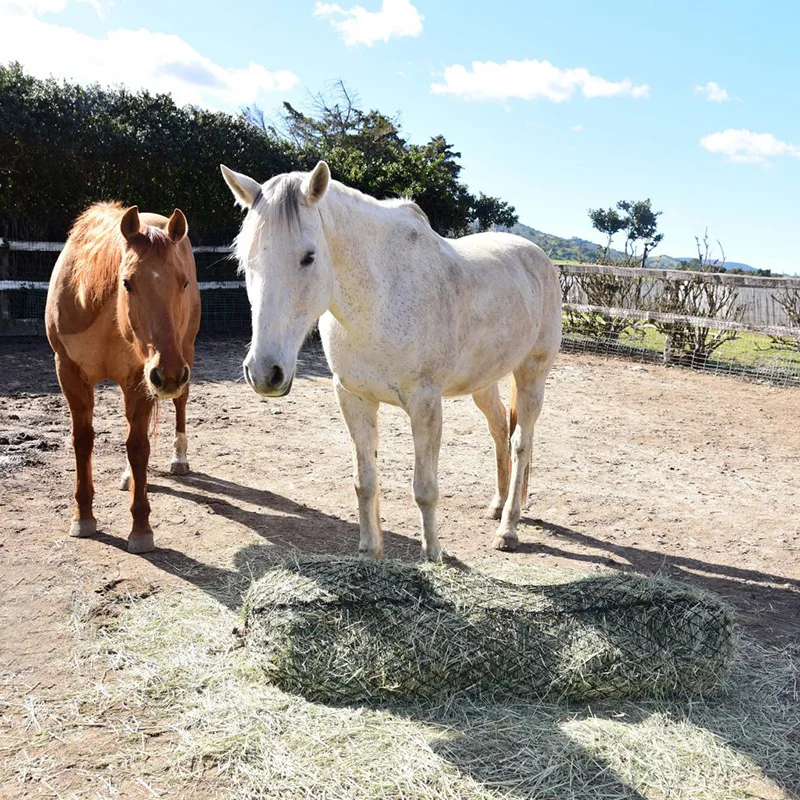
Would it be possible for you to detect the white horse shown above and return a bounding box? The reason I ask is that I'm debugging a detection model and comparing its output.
[221,161,562,560]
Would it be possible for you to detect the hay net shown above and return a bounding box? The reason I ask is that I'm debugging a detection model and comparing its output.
[244,556,737,704]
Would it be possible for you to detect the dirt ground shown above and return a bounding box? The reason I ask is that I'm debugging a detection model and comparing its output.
[1,336,798,797]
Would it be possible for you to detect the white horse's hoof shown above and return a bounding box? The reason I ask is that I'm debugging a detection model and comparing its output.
[492,533,519,552]
[423,546,444,562]
[128,533,155,554]
[70,519,97,538]
[485,504,503,520]
[119,472,131,491]
[170,460,190,476]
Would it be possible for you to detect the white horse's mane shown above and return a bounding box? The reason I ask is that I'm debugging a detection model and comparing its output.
[234,172,431,273]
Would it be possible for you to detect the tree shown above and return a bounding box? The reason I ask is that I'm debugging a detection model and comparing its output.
[268,83,517,237]
[1,66,517,242]
[617,199,664,268]
[587,198,664,267]
[587,206,626,264]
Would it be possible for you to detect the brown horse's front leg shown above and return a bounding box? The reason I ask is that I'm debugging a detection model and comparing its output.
[170,384,190,475]
[55,354,97,538]
[123,385,156,554]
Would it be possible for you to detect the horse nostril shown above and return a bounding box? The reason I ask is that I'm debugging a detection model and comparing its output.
[271,365,284,387]
[180,365,190,386]
[244,364,252,385]
[149,367,163,388]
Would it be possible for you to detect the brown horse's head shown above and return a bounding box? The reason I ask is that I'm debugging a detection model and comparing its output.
[117,206,195,399]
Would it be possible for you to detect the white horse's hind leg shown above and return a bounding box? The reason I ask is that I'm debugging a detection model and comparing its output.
[472,383,509,519]
[493,363,550,551]
[407,392,444,561]
[334,378,383,559]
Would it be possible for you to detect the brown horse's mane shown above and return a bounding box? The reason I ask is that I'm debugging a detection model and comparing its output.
[67,201,172,304]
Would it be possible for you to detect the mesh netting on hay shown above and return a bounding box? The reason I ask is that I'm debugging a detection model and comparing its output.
[244,557,737,704]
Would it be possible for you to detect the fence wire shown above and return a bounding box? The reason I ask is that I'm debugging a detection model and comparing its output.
[2,242,799,387]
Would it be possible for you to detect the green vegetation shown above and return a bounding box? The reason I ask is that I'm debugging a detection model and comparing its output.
[589,199,664,268]
[569,320,800,369]
[0,65,516,242]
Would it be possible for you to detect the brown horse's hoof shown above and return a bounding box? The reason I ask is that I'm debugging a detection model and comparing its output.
[70,519,97,538]
[492,533,519,552]
[170,459,190,476]
[128,533,155,554]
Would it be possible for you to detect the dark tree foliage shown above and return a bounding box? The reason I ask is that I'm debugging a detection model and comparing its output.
[1,66,516,243]
[0,63,296,243]
[265,85,517,236]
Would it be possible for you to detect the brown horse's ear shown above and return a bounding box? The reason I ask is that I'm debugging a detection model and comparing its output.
[120,206,141,242]
[166,208,188,243]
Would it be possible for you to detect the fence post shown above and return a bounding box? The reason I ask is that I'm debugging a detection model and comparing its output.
[0,238,10,321]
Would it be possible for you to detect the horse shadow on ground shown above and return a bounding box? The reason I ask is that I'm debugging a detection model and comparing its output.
[93,471,796,800]
[92,475,653,799]
[519,517,800,646]
[189,335,332,385]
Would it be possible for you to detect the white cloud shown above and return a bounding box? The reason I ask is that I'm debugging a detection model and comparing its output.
[571,124,583,132]
[2,0,107,16]
[430,59,649,103]
[0,2,300,109]
[313,0,423,46]
[700,129,800,164]
[694,81,731,102]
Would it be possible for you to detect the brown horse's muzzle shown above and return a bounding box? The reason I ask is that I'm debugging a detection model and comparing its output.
[146,358,190,399]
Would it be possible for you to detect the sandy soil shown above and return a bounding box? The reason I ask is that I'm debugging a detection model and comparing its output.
[1,336,798,797]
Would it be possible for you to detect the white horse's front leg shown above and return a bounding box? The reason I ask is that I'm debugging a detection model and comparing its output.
[407,392,444,561]
[334,378,383,559]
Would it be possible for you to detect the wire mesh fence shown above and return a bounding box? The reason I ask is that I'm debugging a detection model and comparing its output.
[2,241,799,387]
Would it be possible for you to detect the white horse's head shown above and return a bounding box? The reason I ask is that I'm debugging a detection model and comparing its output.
[221,161,333,396]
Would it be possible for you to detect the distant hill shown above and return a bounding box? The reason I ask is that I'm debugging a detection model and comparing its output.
[501,222,762,273]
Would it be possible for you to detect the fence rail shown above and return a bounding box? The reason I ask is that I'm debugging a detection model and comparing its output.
[560,262,800,290]
[2,240,799,386]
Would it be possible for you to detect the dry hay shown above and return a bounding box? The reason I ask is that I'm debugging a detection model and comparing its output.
[13,552,794,800]
[244,556,737,704]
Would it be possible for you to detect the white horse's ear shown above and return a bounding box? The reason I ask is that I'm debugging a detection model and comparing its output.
[166,208,188,243]
[220,164,262,209]
[302,161,330,205]
[120,206,141,242]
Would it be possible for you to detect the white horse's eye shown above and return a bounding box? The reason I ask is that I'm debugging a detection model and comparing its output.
[300,251,315,267]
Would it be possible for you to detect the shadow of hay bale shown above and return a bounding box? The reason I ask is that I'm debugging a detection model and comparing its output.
[244,556,737,704]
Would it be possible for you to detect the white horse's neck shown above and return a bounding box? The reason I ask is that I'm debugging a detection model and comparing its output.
[319,183,416,330]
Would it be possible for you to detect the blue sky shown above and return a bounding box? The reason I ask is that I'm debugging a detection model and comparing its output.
[3,0,799,273]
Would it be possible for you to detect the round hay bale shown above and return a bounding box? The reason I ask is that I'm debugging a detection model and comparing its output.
[244,557,736,704]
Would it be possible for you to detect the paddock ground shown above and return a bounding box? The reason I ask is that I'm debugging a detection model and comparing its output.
[1,336,798,797]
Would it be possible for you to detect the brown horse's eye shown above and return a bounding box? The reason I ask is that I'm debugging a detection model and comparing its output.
[122,278,132,293]
[183,280,189,290]
[300,251,315,267]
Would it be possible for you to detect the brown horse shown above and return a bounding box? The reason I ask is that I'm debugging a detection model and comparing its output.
[46,202,201,553]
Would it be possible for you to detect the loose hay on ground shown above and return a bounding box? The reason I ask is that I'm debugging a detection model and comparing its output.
[243,556,737,704]
[12,553,796,800]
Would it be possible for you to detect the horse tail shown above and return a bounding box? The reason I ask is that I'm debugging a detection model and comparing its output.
[508,375,530,502]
